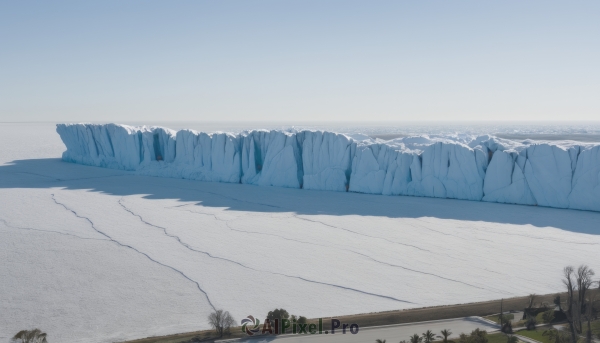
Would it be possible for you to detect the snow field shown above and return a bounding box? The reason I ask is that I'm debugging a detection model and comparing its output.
[2,123,600,343]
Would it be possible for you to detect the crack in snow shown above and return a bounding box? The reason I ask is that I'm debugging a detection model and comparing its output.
[118,198,254,270]
[288,214,476,264]
[50,194,217,311]
[171,206,499,294]
[173,203,475,266]
[0,218,108,242]
[292,215,434,252]
[412,219,495,243]
[469,224,600,245]
[342,249,496,292]
[120,199,416,305]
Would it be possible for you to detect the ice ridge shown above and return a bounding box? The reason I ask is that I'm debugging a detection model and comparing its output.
[56,123,600,212]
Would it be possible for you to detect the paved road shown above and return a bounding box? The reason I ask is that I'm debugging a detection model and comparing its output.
[510,312,524,323]
[221,317,499,343]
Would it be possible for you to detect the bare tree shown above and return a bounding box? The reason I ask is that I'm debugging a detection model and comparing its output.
[11,329,48,343]
[583,281,598,343]
[564,266,577,343]
[563,265,596,343]
[208,309,235,337]
[576,266,595,333]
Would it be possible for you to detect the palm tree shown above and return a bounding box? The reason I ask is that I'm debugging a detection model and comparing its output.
[438,329,452,343]
[410,333,423,343]
[422,330,436,343]
[376,340,387,343]
[507,335,518,343]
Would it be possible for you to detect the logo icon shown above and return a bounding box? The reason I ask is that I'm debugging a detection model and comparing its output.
[241,315,261,336]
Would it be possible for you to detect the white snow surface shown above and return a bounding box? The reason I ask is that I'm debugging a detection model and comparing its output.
[57,123,600,212]
[2,123,600,343]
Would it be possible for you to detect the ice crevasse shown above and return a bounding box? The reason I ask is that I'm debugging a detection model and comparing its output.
[56,123,600,212]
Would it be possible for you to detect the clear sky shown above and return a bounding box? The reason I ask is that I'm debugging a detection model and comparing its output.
[1,1,599,123]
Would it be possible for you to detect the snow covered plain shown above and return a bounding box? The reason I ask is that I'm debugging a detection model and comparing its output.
[1,123,600,343]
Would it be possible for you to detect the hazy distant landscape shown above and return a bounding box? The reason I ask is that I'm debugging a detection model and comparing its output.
[113,121,600,139]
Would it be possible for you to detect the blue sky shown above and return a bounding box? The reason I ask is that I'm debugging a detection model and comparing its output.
[1,1,599,122]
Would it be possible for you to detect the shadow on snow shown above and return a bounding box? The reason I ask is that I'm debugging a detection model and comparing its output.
[1,158,599,235]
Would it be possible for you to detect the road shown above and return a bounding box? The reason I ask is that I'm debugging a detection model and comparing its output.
[220,317,499,343]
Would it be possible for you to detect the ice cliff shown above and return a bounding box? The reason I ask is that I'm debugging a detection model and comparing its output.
[56,123,600,212]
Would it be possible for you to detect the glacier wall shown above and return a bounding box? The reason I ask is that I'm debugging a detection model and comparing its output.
[56,123,600,212]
